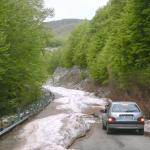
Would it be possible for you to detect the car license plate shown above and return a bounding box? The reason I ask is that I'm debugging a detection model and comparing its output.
[119,115,133,120]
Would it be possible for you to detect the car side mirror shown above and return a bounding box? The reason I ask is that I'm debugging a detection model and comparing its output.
[100,109,107,113]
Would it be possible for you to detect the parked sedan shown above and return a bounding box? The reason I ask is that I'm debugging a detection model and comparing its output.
[102,101,145,135]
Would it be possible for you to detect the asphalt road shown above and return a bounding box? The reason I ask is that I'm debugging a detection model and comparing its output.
[71,123,150,150]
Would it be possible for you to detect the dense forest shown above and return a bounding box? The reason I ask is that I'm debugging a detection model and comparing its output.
[49,0,150,112]
[0,0,53,116]
[1,0,150,116]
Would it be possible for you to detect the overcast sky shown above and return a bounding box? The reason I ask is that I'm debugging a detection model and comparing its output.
[44,0,109,21]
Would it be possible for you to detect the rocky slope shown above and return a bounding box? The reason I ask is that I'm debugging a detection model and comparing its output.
[48,66,110,98]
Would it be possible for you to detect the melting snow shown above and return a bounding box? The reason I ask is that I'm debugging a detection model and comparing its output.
[145,120,150,133]
[17,85,107,150]
[44,86,107,113]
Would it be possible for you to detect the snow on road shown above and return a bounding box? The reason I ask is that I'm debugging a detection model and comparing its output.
[45,86,107,113]
[16,85,107,150]
[145,120,150,133]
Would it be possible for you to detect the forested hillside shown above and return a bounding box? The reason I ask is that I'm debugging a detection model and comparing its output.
[49,0,150,112]
[44,19,83,48]
[0,0,53,116]
[46,19,83,39]
[1,0,150,116]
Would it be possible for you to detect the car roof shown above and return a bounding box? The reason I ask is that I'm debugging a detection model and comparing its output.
[111,101,137,105]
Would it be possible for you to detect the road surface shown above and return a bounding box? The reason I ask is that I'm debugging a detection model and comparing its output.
[71,123,150,150]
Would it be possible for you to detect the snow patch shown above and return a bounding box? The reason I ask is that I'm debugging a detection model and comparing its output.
[18,113,92,150]
[16,85,107,150]
[18,114,67,150]
[145,120,150,133]
[44,85,108,113]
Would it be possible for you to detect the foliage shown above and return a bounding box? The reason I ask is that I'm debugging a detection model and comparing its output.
[45,48,63,75]
[62,20,90,68]
[59,0,150,91]
[47,38,65,48]
[0,0,53,116]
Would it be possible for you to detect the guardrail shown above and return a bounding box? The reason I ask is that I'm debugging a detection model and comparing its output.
[145,113,150,120]
[0,90,54,136]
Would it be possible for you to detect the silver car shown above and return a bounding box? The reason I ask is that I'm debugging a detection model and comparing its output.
[102,101,145,135]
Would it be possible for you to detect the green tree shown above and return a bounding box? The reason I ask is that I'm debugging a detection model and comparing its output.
[72,20,89,68]
[105,0,150,88]
[0,0,53,115]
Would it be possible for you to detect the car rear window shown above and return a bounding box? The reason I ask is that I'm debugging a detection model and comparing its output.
[112,103,140,112]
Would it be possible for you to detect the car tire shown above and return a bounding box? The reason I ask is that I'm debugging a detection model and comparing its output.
[138,129,144,135]
[106,124,112,134]
[102,123,106,130]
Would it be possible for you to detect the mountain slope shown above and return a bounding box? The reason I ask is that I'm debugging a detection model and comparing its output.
[46,19,83,39]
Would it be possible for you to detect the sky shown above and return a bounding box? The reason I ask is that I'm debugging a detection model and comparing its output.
[44,0,109,21]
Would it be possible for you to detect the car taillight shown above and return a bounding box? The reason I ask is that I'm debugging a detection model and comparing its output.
[108,116,116,123]
[138,117,145,124]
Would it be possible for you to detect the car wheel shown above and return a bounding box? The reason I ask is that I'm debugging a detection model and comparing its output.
[102,123,106,130]
[106,124,112,134]
[138,129,144,135]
